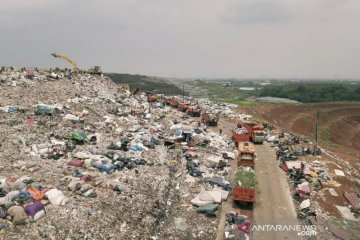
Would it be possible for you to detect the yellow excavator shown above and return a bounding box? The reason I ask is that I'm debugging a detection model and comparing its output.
[50,54,130,90]
[51,53,79,72]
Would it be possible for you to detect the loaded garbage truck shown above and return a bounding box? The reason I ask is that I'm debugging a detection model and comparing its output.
[231,127,250,145]
[232,171,256,204]
[177,102,190,112]
[238,122,265,144]
[187,106,201,117]
[146,91,158,102]
[171,98,179,108]
[201,112,219,126]
[237,141,255,168]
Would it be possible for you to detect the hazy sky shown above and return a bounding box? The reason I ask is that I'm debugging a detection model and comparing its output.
[1,0,359,78]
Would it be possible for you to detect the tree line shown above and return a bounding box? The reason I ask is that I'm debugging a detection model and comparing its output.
[259,83,360,103]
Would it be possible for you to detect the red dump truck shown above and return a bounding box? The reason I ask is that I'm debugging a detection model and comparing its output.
[232,171,256,203]
[237,141,256,168]
[238,122,265,144]
[187,106,201,117]
[171,98,179,108]
[147,95,157,102]
[232,187,256,203]
[231,127,250,145]
[162,96,171,106]
[177,102,190,112]
[201,112,219,126]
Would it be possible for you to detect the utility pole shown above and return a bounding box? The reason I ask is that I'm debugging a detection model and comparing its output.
[315,110,320,151]
[182,84,185,100]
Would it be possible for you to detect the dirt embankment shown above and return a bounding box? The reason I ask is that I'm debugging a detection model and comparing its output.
[242,103,360,164]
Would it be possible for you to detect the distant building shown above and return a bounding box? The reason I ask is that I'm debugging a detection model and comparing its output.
[260,82,270,86]
[239,87,255,91]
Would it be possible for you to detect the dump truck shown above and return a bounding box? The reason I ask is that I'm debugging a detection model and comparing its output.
[146,91,158,102]
[201,112,219,126]
[232,171,256,203]
[237,141,255,168]
[231,127,250,145]
[239,122,265,144]
[162,96,171,106]
[171,98,179,108]
[187,106,201,117]
[147,95,157,102]
[177,102,190,112]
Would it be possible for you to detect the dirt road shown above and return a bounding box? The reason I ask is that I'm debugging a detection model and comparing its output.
[253,143,302,240]
[216,118,301,240]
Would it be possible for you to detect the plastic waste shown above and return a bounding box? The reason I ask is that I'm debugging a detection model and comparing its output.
[45,189,69,206]
[25,202,44,218]
[32,209,46,221]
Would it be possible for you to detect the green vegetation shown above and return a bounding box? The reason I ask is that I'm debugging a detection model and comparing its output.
[192,79,360,104]
[192,80,255,104]
[233,171,256,188]
[259,82,360,103]
[223,99,257,106]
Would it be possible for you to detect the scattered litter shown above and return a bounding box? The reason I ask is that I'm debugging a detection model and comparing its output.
[328,188,339,197]
[334,169,345,176]
[300,199,311,210]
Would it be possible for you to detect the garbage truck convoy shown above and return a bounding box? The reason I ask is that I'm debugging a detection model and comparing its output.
[232,126,258,204]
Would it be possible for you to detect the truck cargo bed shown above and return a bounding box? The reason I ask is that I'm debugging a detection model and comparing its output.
[232,187,256,202]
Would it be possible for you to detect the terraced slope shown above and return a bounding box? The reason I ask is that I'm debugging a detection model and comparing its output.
[243,103,360,163]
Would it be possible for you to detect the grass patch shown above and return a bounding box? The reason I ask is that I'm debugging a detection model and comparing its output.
[233,171,256,188]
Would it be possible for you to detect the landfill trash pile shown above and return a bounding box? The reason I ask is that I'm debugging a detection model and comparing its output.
[196,98,238,118]
[266,128,360,239]
[0,67,237,239]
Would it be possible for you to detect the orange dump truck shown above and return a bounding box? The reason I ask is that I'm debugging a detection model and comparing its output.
[237,141,255,168]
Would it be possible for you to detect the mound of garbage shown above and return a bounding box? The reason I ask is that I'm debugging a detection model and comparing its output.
[0,67,238,239]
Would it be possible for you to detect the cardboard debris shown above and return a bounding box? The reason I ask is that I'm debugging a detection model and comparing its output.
[334,169,345,176]
[329,180,342,187]
[328,188,339,197]
[191,195,214,207]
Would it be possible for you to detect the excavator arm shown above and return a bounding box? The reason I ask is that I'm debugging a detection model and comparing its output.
[51,53,79,71]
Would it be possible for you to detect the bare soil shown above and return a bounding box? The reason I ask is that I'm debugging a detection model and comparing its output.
[241,103,360,166]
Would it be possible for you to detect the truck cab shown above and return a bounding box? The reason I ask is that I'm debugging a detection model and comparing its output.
[239,121,265,144]
[252,126,265,143]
